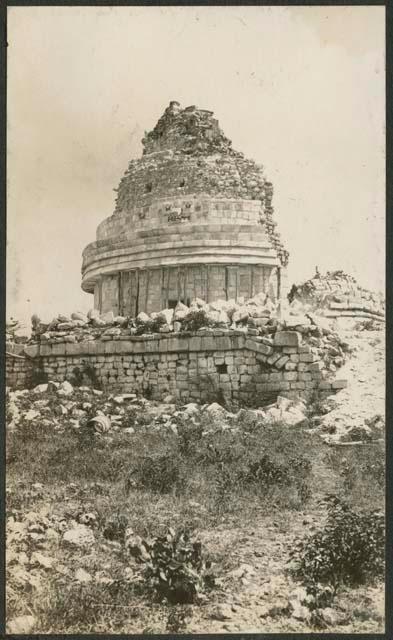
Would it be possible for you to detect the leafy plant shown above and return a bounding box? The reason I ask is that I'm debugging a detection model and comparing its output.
[288,495,385,595]
[128,528,215,604]
[325,444,385,509]
[135,315,166,335]
[166,605,193,632]
[181,310,211,333]
[243,453,312,503]
[103,513,129,542]
[177,421,204,457]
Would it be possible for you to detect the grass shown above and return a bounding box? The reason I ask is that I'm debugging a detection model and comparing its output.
[6,397,385,633]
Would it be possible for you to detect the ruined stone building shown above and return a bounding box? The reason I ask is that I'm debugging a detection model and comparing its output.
[81,101,289,315]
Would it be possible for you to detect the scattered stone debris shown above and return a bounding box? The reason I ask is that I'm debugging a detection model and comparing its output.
[8,615,37,634]
[288,270,384,326]
[62,524,96,548]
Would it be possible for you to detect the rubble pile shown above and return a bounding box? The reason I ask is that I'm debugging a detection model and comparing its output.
[6,328,383,444]
[8,291,349,349]
[4,381,319,442]
[288,270,385,324]
[6,297,353,400]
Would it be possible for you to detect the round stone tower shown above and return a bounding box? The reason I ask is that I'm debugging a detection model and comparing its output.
[81,102,289,315]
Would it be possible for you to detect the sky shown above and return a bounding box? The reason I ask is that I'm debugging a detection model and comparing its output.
[7,6,385,327]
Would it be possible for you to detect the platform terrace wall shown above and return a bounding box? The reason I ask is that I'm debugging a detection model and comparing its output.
[6,331,346,403]
[5,350,35,390]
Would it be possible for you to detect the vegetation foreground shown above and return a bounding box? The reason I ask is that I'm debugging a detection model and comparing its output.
[6,380,385,635]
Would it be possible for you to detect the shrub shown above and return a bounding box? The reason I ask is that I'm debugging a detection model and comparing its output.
[181,310,211,333]
[325,444,385,509]
[71,361,102,389]
[103,513,129,542]
[128,528,215,604]
[243,453,312,503]
[135,315,166,335]
[177,421,204,457]
[136,452,184,494]
[288,495,385,595]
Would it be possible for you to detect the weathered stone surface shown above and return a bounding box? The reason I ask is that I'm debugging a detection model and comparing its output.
[273,331,302,347]
[57,381,74,396]
[63,525,95,548]
[100,311,115,324]
[81,102,289,315]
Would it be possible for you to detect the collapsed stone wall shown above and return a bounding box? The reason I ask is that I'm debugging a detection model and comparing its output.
[289,270,385,327]
[5,350,35,390]
[6,330,347,403]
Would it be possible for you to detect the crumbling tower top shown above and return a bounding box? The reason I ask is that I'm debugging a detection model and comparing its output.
[82,101,289,315]
[141,101,232,156]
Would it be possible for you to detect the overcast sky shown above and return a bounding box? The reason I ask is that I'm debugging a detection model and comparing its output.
[7,6,385,326]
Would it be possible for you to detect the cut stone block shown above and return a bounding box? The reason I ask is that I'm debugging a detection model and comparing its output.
[273,331,302,347]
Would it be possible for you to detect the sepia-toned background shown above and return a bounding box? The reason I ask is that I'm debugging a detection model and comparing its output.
[7,6,385,328]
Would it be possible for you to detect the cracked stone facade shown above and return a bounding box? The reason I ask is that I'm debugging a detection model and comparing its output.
[82,102,289,315]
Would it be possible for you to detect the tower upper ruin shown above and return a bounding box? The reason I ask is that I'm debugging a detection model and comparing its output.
[81,102,289,315]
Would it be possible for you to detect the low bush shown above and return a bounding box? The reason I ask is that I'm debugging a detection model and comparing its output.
[71,361,102,389]
[127,528,215,604]
[180,310,211,333]
[325,444,385,509]
[135,451,185,494]
[177,421,204,457]
[135,315,166,335]
[288,495,385,595]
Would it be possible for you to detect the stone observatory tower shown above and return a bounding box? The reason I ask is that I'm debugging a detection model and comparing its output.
[81,101,289,315]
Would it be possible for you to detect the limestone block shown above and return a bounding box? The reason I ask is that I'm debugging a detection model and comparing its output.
[290,381,306,390]
[229,335,245,350]
[275,356,289,369]
[282,346,298,354]
[273,331,302,347]
[201,337,216,351]
[318,381,332,390]
[23,344,40,358]
[167,337,189,352]
[332,379,348,389]
[309,360,324,372]
[298,345,311,354]
[65,343,83,356]
[187,336,202,352]
[299,353,315,363]
[158,308,174,325]
[267,352,283,366]
[101,311,115,324]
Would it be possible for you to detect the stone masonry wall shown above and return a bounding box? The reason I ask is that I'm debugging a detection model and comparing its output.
[6,331,347,403]
[97,264,277,316]
[5,348,35,390]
